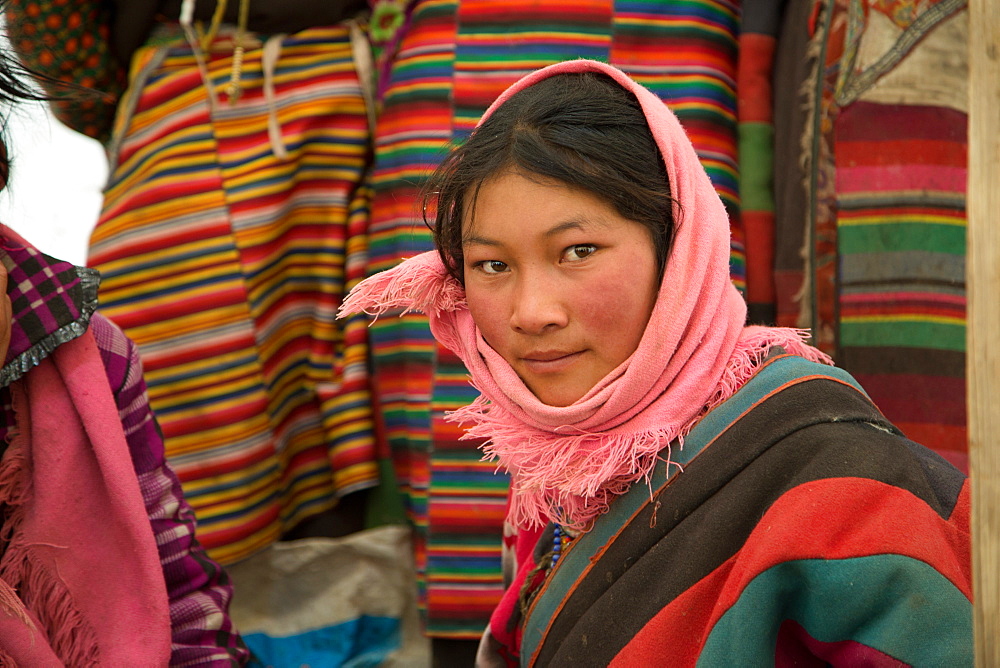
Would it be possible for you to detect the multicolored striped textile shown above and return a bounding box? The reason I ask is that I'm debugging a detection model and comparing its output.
[366,0,743,638]
[89,24,378,565]
[792,1,969,470]
[518,355,971,666]
[834,101,967,471]
[738,0,784,325]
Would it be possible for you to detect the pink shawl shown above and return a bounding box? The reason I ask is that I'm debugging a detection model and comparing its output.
[0,328,171,666]
[341,59,830,531]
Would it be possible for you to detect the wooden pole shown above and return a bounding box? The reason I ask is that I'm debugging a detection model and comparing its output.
[968,0,1000,663]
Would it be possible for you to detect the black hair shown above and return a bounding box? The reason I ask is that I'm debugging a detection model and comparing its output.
[0,50,46,108]
[0,11,72,191]
[424,71,677,283]
[0,57,45,192]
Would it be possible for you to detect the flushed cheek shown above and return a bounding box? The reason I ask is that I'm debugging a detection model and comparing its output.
[574,268,653,346]
[467,290,511,353]
[575,292,647,355]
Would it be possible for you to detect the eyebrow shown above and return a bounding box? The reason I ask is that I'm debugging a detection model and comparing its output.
[461,233,501,248]
[462,220,589,248]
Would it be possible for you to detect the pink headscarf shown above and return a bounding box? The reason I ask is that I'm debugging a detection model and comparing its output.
[341,59,829,530]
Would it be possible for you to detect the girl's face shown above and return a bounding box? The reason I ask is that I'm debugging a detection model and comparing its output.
[462,170,659,407]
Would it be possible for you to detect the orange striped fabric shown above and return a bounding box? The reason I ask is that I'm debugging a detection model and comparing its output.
[90,25,377,564]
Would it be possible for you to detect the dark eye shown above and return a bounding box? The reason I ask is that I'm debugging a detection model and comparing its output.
[563,244,597,262]
[477,260,509,275]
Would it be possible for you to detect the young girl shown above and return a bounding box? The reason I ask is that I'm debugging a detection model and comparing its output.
[342,60,972,666]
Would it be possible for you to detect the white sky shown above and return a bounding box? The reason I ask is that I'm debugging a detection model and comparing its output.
[0,93,106,266]
[0,15,106,265]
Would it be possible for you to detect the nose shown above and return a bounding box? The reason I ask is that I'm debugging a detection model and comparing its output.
[509,270,568,335]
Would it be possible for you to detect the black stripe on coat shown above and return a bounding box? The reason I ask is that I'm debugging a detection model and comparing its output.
[533,376,965,666]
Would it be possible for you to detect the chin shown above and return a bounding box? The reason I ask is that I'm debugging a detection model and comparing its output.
[533,386,585,408]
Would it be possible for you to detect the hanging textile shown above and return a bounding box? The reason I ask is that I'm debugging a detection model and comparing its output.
[90,25,379,564]
[782,0,968,471]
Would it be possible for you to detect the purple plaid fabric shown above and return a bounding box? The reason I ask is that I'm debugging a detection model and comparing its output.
[0,237,98,368]
[0,237,249,666]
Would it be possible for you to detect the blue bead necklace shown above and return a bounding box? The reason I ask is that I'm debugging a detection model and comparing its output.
[551,524,566,568]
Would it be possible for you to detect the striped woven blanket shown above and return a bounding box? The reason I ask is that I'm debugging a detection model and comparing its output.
[520,355,971,666]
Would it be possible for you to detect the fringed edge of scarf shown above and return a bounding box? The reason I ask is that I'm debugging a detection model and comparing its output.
[0,441,34,630]
[0,420,101,667]
[701,327,833,423]
[468,412,676,532]
[450,329,832,531]
[338,252,466,320]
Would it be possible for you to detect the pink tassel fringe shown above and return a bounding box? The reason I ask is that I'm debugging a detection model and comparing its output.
[338,251,466,320]
[0,421,101,666]
[450,328,831,531]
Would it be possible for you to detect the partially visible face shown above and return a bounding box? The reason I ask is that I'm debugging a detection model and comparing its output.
[462,170,660,407]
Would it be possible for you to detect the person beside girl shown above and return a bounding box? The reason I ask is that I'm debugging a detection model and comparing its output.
[0,33,248,667]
